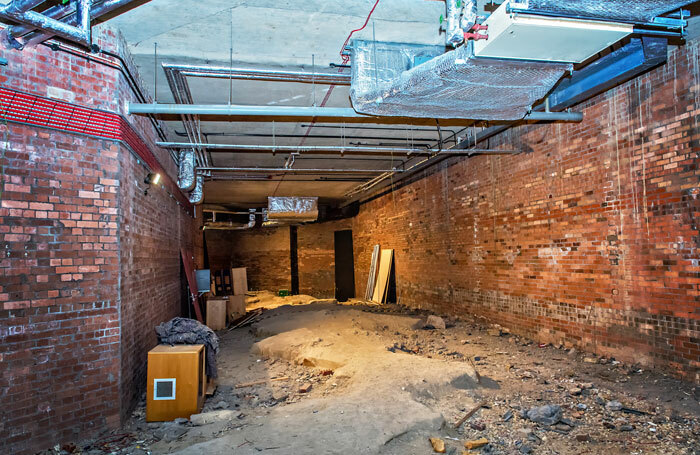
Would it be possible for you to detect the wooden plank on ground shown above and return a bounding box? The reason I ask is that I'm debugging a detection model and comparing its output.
[372,249,394,303]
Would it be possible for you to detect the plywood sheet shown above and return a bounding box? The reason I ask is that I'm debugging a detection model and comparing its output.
[206,299,227,331]
[231,267,248,295]
[227,294,246,320]
[372,249,394,304]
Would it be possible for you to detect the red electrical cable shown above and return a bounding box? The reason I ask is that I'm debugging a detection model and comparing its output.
[339,0,382,64]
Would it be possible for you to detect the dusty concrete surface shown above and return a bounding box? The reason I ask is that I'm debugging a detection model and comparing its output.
[47,292,699,455]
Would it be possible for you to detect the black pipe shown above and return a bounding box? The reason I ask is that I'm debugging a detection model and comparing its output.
[41,42,169,144]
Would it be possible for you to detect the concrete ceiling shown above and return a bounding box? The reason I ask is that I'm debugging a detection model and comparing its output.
[97,0,489,208]
[96,0,696,209]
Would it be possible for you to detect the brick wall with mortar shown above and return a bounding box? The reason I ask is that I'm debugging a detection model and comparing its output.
[221,40,698,380]
[348,40,699,381]
[297,219,352,298]
[0,28,200,454]
[228,227,291,292]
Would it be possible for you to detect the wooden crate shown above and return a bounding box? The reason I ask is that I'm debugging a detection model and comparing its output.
[146,344,205,422]
[206,299,227,330]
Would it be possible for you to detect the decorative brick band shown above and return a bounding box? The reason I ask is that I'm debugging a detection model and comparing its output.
[0,86,193,214]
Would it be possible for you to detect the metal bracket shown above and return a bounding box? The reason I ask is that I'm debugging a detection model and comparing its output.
[0,0,91,46]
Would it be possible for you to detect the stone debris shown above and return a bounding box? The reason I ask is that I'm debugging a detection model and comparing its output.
[606,401,623,412]
[189,410,239,426]
[429,437,446,453]
[424,315,446,330]
[524,404,563,425]
[298,383,313,393]
[464,437,489,450]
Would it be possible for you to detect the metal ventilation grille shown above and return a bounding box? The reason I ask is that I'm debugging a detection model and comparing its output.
[516,0,694,23]
[350,40,571,121]
[153,378,176,400]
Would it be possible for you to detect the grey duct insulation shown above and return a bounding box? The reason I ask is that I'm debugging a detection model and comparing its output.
[445,0,462,47]
[267,197,319,222]
[445,0,478,47]
[203,209,256,230]
[509,0,694,24]
[189,175,204,205]
[177,149,196,191]
[350,40,571,120]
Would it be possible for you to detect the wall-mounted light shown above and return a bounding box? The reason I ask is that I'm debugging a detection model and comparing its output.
[143,172,162,195]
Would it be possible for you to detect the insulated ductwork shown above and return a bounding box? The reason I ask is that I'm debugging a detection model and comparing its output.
[508,0,694,24]
[445,0,479,47]
[203,209,256,230]
[460,0,478,34]
[350,40,571,120]
[188,175,203,205]
[444,0,463,47]
[177,149,196,191]
[267,197,318,222]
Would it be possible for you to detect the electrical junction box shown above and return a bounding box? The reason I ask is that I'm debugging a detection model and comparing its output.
[146,344,206,422]
[474,2,633,63]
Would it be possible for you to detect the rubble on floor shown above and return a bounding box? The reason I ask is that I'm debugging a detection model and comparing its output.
[48,292,699,455]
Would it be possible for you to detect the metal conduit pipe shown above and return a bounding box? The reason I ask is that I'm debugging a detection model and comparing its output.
[156,142,518,156]
[128,103,584,122]
[200,167,404,174]
[162,63,351,85]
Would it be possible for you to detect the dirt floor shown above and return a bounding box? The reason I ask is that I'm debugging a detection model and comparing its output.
[49,291,699,455]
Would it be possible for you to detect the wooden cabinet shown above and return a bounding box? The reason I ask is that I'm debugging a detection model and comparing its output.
[146,344,206,422]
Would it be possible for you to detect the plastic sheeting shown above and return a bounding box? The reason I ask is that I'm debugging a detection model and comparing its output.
[350,40,571,120]
[511,0,693,24]
[267,196,318,221]
[177,149,196,191]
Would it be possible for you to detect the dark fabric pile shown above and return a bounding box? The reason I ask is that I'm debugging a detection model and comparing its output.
[155,317,220,378]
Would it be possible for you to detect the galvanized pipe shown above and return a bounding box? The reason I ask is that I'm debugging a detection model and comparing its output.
[1,0,46,14]
[10,0,141,47]
[1,0,91,45]
[163,63,351,85]
[128,103,584,122]
[156,141,518,156]
[200,167,404,174]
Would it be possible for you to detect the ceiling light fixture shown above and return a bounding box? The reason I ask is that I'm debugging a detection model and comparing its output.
[143,172,161,195]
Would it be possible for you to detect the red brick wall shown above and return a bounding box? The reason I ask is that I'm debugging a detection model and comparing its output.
[0,124,123,453]
[229,227,291,291]
[118,147,199,421]
[205,230,234,271]
[298,220,352,298]
[349,40,700,381]
[0,28,200,454]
